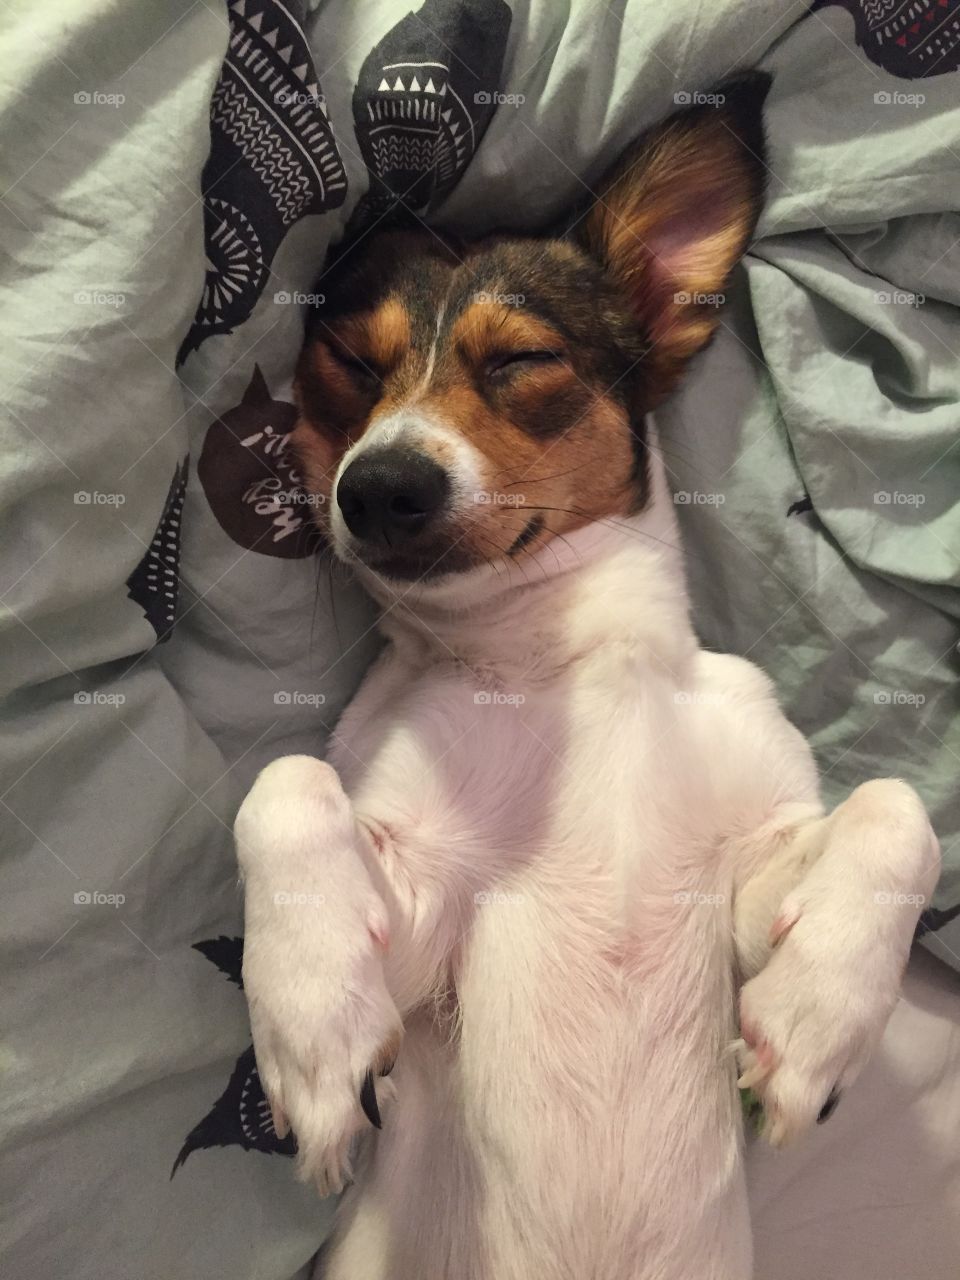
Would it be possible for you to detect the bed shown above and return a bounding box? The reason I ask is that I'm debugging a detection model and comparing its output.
[1,1,958,1276]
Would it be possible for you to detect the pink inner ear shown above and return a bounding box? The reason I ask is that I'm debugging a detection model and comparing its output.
[647,215,703,269]
[645,201,732,279]
[632,233,686,345]
[636,202,736,344]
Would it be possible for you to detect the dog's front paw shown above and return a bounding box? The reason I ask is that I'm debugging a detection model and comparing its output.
[735,893,911,1146]
[244,904,402,1195]
[236,756,403,1195]
[736,780,938,1146]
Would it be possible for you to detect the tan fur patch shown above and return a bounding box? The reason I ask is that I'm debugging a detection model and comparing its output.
[335,296,411,373]
[451,304,565,368]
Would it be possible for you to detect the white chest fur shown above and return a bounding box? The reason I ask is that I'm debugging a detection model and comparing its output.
[321,522,770,1276]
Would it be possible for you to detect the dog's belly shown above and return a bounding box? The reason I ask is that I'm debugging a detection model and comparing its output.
[328,923,750,1280]
[454,868,748,1279]
[327,661,758,1279]
[327,850,750,1280]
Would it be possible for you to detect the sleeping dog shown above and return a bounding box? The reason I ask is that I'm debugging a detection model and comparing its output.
[235,74,939,1279]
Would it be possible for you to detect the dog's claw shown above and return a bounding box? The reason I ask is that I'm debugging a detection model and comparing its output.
[817,1086,842,1124]
[269,1100,290,1140]
[360,1069,382,1129]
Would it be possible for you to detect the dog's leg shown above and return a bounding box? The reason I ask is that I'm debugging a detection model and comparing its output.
[235,754,452,1195]
[732,779,940,1145]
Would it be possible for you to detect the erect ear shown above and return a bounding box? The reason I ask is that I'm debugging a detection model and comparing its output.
[575,72,771,404]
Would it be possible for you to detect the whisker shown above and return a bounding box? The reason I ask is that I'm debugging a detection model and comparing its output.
[650,443,718,489]
[500,503,694,563]
[510,532,554,585]
[479,514,580,585]
[310,544,341,662]
[488,459,596,488]
[473,526,542,589]
[540,524,581,568]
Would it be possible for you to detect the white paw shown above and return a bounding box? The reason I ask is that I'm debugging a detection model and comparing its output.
[736,893,916,1146]
[737,780,939,1146]
[236,757,403,1195]
[245,924,402,1195]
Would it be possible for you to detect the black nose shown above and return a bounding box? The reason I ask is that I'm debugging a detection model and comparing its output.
[337,447,450,544]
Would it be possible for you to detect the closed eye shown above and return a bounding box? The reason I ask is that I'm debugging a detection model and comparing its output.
[326,340,381,383]
[487,350,565,376]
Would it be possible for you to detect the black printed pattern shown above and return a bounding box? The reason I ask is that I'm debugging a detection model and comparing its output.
[173,936,296,1173]
[348,0,512,234]
[177,0,348,364]
[786,494,814,517]
[197,364,323,558]
[126,456,188,643]
[812,0,960,75]
[917,902,960,936]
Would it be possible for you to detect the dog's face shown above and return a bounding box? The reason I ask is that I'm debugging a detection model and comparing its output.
[293,74,769,586]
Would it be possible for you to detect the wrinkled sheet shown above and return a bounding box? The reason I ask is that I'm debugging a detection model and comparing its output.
[1,1,958,1276]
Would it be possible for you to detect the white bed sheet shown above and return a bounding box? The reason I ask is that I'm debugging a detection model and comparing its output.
[749,948,960,1279]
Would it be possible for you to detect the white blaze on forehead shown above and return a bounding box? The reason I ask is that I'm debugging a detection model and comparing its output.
[410,302,446,401]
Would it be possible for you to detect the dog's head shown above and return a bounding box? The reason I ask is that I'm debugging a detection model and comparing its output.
[293,74,770,587]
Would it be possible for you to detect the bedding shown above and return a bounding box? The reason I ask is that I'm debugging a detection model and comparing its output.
[750,947,960,1278]
[0,1,958,1277]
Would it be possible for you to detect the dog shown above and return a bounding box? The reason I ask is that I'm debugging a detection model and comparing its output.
[234,73,940,1279]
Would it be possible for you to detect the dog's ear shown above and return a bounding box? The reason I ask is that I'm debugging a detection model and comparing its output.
[575,73,771,404]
